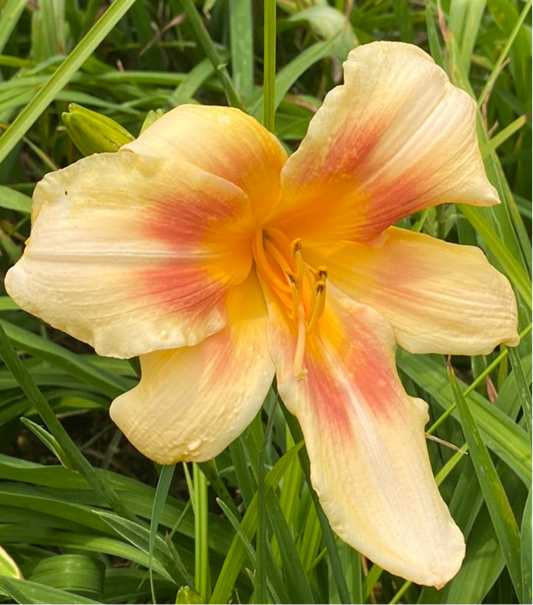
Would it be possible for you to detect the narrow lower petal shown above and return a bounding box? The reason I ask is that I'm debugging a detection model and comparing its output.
[266,285,465,586]
[123,105,287,221]
[5,152,255,358]
[272,42,498,242]
[110,273,274,464]
[304,227,519,355]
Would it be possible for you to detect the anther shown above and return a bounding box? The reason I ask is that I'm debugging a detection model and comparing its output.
[291,238,305,291]
[306,280,327,334]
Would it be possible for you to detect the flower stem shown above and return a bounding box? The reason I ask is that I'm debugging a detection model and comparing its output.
[193,463,210,601]
[263,0,277,132]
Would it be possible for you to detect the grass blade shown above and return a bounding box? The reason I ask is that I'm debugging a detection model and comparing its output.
[448,363,522,598]
[0,0,139,165]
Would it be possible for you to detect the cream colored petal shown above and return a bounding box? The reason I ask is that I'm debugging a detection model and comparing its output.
[123,104,287,221]
[272,41,498,242]
[304,227,519,355]
[0,545,22,579]
[5,152,255,358]
[266,285,465,587]
[110,273,274,464]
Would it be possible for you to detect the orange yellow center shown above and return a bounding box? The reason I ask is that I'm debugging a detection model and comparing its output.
[252,228,327,378]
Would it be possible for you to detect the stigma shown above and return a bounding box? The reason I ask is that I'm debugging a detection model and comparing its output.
[252,229,328,379]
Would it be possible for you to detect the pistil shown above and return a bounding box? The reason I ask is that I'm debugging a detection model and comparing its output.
[252,229,328,379]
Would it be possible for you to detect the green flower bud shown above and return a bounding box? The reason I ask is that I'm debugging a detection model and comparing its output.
[62,104,134,156]
[175,586,204,604]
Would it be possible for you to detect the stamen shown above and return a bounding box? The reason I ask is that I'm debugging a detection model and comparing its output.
[286,271,300,320]
[291,238,305,290]
[306,280,326,334]
[252,229,329,380]
[293,303,308,380]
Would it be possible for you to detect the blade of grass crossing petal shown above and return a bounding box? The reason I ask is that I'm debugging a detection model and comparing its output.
[267,494,316,604]
[193,463,210,601]
[0,321,138,523]
[282,406,351,604]
[448,364,522,597]
[150,465,176,605]
[229,0,253,100]
[0,0,138,165]
[521,489,532,604]
[263,0,276,132]
[209,442,303,604]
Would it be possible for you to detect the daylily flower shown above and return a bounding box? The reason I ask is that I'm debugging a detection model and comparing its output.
[5,42,518,587]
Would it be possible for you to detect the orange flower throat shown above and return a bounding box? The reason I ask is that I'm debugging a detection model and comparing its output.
[252,228,327,379]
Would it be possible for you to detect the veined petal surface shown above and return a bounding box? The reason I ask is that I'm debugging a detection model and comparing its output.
[123,105,287,221]
[266,285,465,586]
[110,273,274,465]
[304,227,519,355]
[5,152,255,358]
[272,42,498,242]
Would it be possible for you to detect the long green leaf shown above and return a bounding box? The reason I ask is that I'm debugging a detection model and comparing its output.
[449,364,522,598]
[0,0,139,165]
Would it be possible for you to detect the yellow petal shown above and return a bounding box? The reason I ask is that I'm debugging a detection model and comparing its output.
[110,272,274,464]
[5,152,255,358]
[266,285,465,586]
[304,227,519,355]
[123,104,287,221]
[272,42,498,242]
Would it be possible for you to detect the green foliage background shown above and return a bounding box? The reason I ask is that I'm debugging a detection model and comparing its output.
[0,0,531,603]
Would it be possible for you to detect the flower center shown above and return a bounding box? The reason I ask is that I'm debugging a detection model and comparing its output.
[252,228,327,379]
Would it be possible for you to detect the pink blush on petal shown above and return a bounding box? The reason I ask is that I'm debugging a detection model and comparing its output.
[140,263,228,315]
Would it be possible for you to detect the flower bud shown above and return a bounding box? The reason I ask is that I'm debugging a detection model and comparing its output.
[62,104,134,156]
